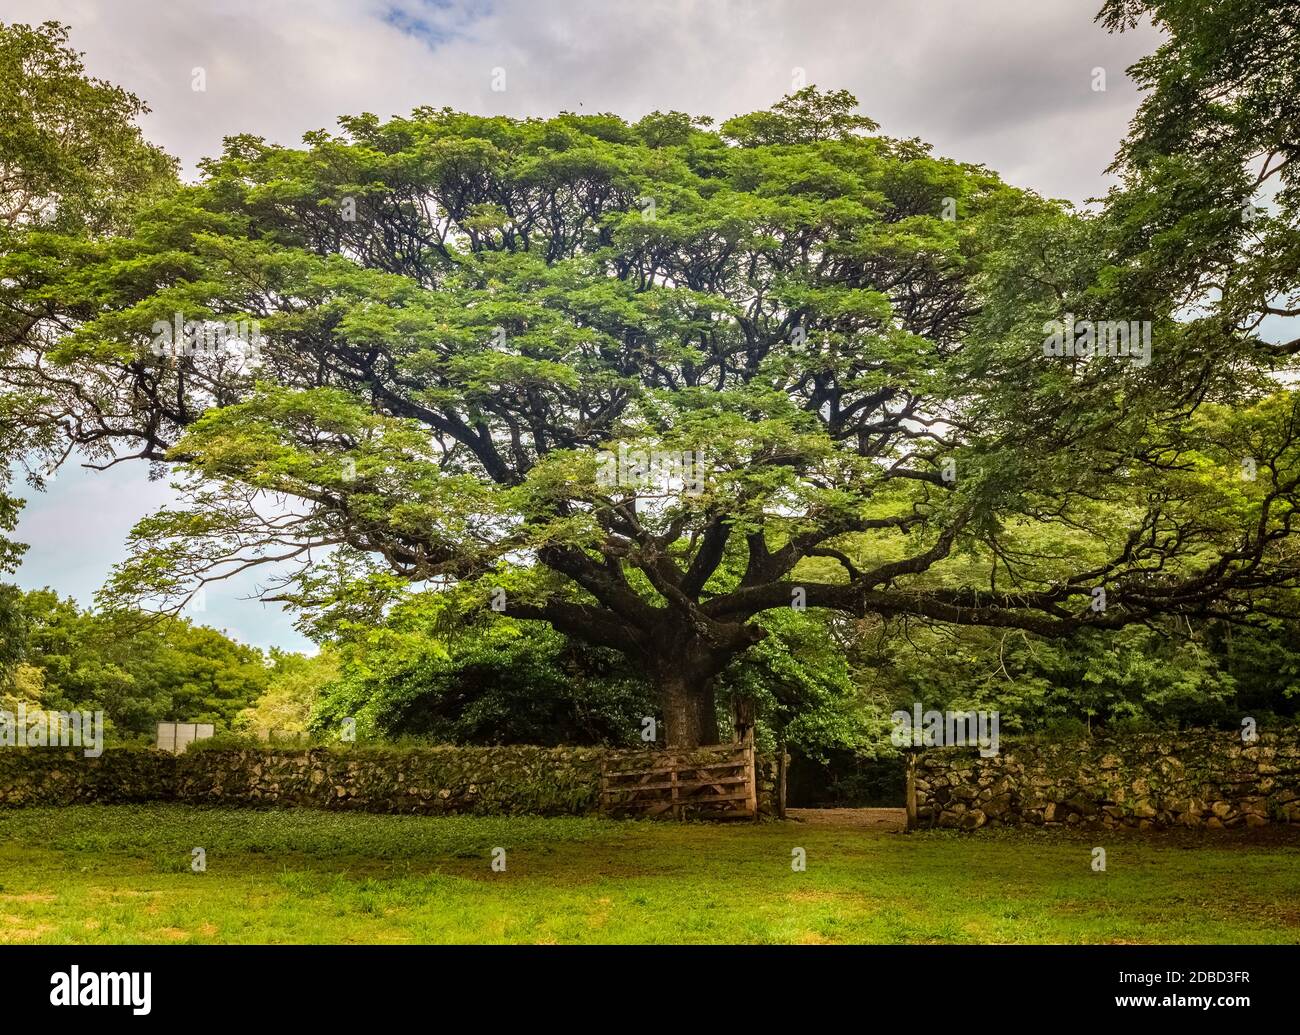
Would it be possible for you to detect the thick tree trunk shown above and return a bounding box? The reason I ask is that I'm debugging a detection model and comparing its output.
[657,669,720,748]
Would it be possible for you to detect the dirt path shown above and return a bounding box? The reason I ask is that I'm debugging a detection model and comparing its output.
[785,808,907,831]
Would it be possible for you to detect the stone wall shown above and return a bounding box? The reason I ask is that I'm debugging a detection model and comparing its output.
[175,745,607,816]
[0,744,780,817]
[0,747,177,806]
[913,727,1300,829]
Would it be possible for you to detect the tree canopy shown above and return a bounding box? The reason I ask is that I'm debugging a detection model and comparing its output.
[2,11,1299,747]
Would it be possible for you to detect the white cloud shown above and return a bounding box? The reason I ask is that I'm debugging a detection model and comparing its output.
[7,0,1159,200]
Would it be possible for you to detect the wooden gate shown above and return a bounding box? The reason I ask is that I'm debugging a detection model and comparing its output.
[599,740,758,820]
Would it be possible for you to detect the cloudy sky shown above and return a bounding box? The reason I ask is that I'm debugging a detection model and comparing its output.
[4,0,1161,651]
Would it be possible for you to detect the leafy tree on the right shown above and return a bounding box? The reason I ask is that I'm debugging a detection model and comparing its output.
[1099,0,1300,356]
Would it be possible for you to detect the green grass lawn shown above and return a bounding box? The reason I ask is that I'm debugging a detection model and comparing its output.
[1,804,1298,944]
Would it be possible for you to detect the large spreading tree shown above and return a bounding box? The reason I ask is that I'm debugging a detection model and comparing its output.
[4,17,1300,745]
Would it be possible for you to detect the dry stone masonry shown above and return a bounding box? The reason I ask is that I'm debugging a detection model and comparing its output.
[914,727,1300,829]
[0,744,781,817]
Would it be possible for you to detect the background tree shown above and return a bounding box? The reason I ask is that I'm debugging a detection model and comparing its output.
[13,588,270,735]
[234,647,339,738]
[0,20,176,670]
[0,20,175,238]
[1099,0,1300,357]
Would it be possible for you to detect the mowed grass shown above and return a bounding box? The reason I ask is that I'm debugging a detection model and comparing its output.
[1,804,1298,944]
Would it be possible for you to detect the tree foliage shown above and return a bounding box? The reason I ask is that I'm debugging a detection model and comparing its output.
[0,20,177,666]
[10,588,270,735]
[306,586,652,745]
[9,89,1300,744]
[1099,0,1300,355]
[2,14,1299,747]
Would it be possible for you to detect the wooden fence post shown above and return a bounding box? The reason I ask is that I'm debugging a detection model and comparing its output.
[776,744,788,819]
[905,752,918,831]
[745,736,758,820]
